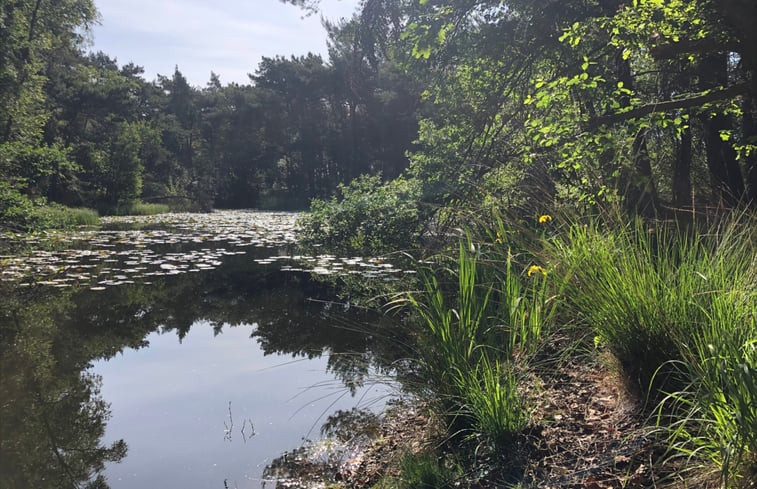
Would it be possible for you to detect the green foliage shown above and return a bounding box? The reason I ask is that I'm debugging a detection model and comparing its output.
[29,204,99,228]
[299,175,426,255]
[0,181,98,231]
[550,213,756,482]
[0,181,36,231]
[0,141,77,197]
[402,241,555,447]
[393,0,757,214]
[120,201,171,216]
[99,121,146,211]
[373,452,462,489]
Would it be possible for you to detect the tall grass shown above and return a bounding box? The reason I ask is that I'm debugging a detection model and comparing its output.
[551,213,756,484]
[30,204,100,228]
[404,239,555,447]
[117,201,170,216]
[662,262,756,485]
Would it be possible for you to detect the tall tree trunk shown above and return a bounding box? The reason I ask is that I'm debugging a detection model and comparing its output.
[615,51,659,215]
[672,118,692,208]
[630,128,660,216]
[699,52,745,206]
[711,0,757,98]
[743,95,757,206]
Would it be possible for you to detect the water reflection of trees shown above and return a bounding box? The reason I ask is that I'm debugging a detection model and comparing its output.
[0,286,128,489]
[0,251,406,488]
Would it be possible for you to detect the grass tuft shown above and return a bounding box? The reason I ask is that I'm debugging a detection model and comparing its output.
[120,201,171,216]
[402,238,556,448]
[550,213,756,483]
[29,204,99,228]
[373,452,462,489]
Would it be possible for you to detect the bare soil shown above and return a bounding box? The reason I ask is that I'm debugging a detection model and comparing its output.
[264,351,724,489]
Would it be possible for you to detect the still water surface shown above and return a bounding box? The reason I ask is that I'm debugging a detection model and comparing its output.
[0,211,398,489]
[95,324,386,489]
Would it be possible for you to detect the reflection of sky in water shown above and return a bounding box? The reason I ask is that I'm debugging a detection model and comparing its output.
[92,322,388,489]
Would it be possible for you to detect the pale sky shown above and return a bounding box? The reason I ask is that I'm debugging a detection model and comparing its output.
[89,0,360,87]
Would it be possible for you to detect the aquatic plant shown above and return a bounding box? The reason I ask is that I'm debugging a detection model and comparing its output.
[121,201,171,216]
[403,240,554,448]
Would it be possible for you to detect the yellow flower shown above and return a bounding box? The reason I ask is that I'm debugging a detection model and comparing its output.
[538,214,553,224]
[527,265,547,277]
[495,231,504,244]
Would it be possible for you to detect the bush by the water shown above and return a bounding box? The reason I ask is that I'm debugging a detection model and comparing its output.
[298,175,428,256]
[1,182,99,231]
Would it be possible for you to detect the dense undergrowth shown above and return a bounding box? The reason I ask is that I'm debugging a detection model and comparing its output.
[1,183,100,232]
[300,202,756,487]
[1,180,172,232]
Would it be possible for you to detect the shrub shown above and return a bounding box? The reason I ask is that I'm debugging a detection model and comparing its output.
[299,175,427,256]
[0,181,36,231]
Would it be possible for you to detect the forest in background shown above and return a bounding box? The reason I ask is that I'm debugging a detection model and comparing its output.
[1,0,420,228]
[3,0,757,234]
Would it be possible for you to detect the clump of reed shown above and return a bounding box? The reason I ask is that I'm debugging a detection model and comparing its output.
[402,237,557,449]
[550,213,756,485]
[119,201,170,216]
[30,204,100,228]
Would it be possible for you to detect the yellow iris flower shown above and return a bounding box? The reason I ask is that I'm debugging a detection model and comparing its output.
[527,265,547,277]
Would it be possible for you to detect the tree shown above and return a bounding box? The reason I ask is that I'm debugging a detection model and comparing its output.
[0,0,97,224]
[359,0,757,212]
[0,287,127,489]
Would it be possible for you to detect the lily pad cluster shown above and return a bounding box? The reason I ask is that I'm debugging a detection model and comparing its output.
[254,254,415,281]
[1,211,299,289]
[100,210,299,246]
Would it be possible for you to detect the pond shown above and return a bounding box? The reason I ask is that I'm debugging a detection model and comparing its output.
[0,211,406,489]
